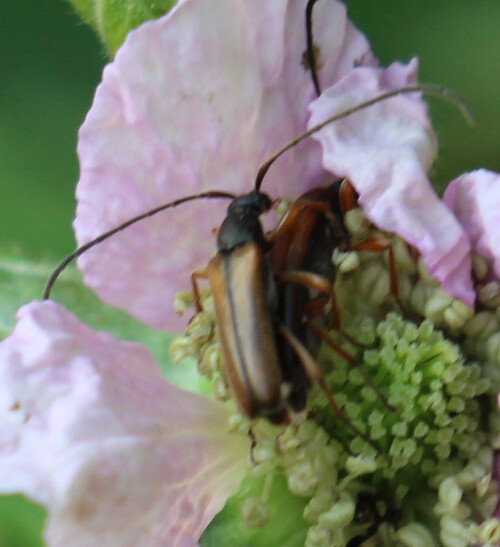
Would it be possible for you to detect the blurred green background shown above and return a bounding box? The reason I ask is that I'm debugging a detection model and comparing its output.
[0,0,499,545]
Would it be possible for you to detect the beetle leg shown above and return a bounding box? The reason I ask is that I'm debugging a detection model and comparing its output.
[338,178,358,215]
[278,270,332,293]
[279,269,345,330]
[191,267,210,312]
[268,202,303,243]
[305,320,397,415]
[248,426,258,465]
[278,269,348,341]
[278,325,381,455]
[279,325,340,417]
[269,198,335,244]
[278,271,399,416]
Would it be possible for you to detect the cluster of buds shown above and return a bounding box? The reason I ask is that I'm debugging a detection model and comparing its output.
[172,205,500,546]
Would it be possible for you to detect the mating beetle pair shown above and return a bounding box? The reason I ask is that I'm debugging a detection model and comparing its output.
[43,85,449,428]
[43,0,470,427]
[192,178,355,425]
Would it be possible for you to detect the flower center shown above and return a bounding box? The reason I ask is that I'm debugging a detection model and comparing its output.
[170,207,500,547]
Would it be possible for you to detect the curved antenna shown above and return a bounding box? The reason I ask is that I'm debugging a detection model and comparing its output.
[305,0,322,97]
[254,83,474,191]
[43,190,235,299]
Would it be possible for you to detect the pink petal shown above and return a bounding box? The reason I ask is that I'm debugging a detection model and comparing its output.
[74,0,374,331]
[308,62,474,305]
[0,301,248,547]
[444,170,500,282]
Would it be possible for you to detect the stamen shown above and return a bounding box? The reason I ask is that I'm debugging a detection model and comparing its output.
[172,215,500,544]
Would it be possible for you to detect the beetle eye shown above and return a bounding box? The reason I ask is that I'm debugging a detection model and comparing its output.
[257,193,272,213]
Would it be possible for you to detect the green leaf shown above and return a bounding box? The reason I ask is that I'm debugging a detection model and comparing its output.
[201,475,308,547]
[0,250,209,394]
[0,496,45,547]
[64,0,178,56]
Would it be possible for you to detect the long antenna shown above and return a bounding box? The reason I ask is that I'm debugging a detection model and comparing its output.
[42,191,235,299]
[305,0,322,97]
[44,84,473,298]
[254,83,474,191]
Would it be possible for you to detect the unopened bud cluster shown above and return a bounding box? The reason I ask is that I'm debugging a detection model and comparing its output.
[170,288,229,397]
[170,207,500,546]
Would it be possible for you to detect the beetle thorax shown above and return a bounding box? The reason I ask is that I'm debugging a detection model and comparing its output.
[217,191,272,252]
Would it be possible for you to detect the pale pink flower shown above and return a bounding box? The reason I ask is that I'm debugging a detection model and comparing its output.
[2,0,496,545]
[1,1,379,544]
[0,300,248,547]
[444,169,500,282]
[74,0,474,332]
[308,62,475,306]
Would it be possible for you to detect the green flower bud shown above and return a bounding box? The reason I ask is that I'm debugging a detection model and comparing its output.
[65,0,178,55]
[438,477,463,512]
[345,455,377,476]
[477,280,500,307]
[439,516,475,547]
[287,461,318,497]
[471,251,490,281]
[173,290,194,314]
[239,497,270,529]
[303,489,335,523]
[317,495,355,530]
[332,249,360,273]
[358,262,391,306]
[486,332,500,364]
[477,518,500,544]
[443,300,474,330]
[397,522,437,547]
[305,525,331,547]
[392,237,417,275]
[343,208,370,237]
[168,335,192,363]
[424,289,453,325]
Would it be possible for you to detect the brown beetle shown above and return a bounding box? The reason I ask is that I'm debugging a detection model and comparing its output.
[190,189,289,422]
[269,178,400,418]
[269,179,355,413]
[189,181,367,425]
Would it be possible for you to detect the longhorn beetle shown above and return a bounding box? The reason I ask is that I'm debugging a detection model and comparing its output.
[43,84,471,427]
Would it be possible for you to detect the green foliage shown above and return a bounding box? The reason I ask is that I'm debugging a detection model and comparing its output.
[0,251,209,393]
[65,0,178,55]
[201,475,308,547]
[0,496,45,547]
